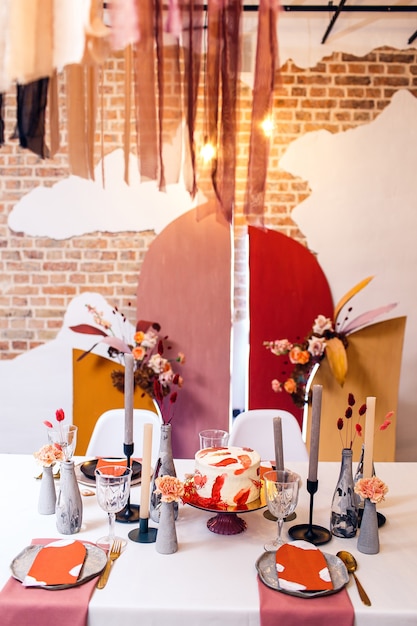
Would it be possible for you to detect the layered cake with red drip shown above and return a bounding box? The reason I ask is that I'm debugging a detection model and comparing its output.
[193,446,261,507]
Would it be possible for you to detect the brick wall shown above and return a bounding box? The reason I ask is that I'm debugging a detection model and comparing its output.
[0,46,416,358]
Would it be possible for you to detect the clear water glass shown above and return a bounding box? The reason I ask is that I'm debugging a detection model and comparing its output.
[264,469,300,551]
[95,465,132,550]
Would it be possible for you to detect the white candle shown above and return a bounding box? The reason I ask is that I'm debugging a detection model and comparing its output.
[124,353,134,445]
[139,423,153,519]
[273,417,284,471]
[308,384,322,482]
[363,396,376,479]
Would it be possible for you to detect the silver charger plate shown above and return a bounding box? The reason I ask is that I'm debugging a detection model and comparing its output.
[11,543,107,590]
[256,549,349,598]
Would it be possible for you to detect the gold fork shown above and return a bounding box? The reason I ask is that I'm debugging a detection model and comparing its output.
[96,539,122,589]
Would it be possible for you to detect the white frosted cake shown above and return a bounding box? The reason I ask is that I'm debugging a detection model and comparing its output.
[194,446,261,506]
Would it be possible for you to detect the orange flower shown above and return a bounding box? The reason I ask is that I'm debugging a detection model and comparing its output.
[284,378,297,394]
[288,346,310,365]
[132,346,146,360]
[134,331,145,344]
[154,475,185,503]
[354,476,388,504]
[34,443,64,467]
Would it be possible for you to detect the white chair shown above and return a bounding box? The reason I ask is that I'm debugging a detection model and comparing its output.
[228,409,309,463]
[86,408,162,462]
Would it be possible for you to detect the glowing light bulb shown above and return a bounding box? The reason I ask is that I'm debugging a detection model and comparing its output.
[201,141,216,163]
[261,116,274,137]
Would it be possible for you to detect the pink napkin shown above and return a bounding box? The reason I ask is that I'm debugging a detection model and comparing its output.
[0,539,99,626]
[258,576,354,626]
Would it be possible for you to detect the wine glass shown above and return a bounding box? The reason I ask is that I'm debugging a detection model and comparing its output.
[264,469,300,551]
[47,424,78,461]
[95,465,133,550]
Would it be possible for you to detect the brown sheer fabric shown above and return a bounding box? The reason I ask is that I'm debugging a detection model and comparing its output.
[182,0,204,198]
[65,65,90,180]
[133,0,159,182]
[244,0,279,221]
[123,46,133,185]
[216,0,242,224]
[47,71,60,157]
[155,0,166,191]
[16,79,49,159]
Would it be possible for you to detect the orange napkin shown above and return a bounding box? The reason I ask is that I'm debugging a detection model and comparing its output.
[275,540,333,592]
[22,539,87,587]
[96,458,128,476]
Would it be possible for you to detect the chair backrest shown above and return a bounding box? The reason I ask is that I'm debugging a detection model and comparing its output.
[86,408,162,462]
[228,409,308,463]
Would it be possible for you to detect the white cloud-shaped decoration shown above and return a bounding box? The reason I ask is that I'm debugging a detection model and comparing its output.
[8,149,205,239]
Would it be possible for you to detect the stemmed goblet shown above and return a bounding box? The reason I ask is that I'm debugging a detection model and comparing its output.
[95,465,133,550]
[47,424,78,461]
[264,469,300,551]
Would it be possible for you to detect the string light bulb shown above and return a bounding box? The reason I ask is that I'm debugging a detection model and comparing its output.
[261,115,274,137]
[201,139,216,163]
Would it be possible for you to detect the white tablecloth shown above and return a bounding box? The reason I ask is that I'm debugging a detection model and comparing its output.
[1,454,416,626]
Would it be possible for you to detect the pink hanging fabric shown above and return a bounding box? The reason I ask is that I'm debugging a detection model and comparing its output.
[166,0,182,38]
[245,0,280,222]
[133,0,158,182]
[108,0,140,51]
[182,0,204,198]
[206,0,242,224]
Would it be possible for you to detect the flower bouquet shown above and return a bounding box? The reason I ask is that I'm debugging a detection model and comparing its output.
[264,276,397,408]
[70,304,185,424]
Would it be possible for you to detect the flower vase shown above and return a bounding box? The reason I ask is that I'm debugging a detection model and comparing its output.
[357,498,379,554]
[155,501,178,554]
[38,465,56,515]
[330,448,358,538]
[55,460,83,534]
[150,424,178,523]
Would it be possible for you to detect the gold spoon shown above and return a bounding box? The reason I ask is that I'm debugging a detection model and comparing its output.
[336,550,371,606]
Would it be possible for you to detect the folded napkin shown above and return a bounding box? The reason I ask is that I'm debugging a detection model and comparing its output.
[0,539,98,626]
[258,577,354,626]
[23,539,87,587]
[96,458,129,476]
[275,540,333,592]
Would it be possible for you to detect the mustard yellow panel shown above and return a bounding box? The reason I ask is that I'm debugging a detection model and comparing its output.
[306,317,406,462]
[72,349,156,454]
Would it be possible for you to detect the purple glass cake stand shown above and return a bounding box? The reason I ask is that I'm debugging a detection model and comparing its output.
[186,497,266,535]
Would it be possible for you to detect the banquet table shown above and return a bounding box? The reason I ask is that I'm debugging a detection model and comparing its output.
[1,454,417,626]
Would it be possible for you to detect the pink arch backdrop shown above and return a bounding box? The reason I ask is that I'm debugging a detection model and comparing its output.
[136,204,231,458]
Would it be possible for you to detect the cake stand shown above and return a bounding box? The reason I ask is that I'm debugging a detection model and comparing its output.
[187,499,266,534]
[183,476,266,535]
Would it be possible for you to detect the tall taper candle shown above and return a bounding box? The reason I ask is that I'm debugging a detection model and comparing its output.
[363,397,376,479]
[140,423,153,519]
[308,385,322,482]
[124,353,134,445]
[273,417,284,471]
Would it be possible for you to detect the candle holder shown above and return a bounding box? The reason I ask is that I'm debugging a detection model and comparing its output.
[116,443,140,523]
[128,517,157,543]
[288,479,331,545]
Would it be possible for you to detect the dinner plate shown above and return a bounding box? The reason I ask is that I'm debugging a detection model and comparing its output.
[80,458,142,481]
[256,549,349,598]
[11,543,107,590]
[75,460,143,487]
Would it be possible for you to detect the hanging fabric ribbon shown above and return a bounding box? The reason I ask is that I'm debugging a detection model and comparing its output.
[16,79,49,159]
[134,0,158,182]
[108,0,140,51]
[244,0,280,222]
[155,0,166,192]
[182,0,204,198]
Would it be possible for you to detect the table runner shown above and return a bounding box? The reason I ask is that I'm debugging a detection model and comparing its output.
[258,576,354,626]
[0,538,99,626]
